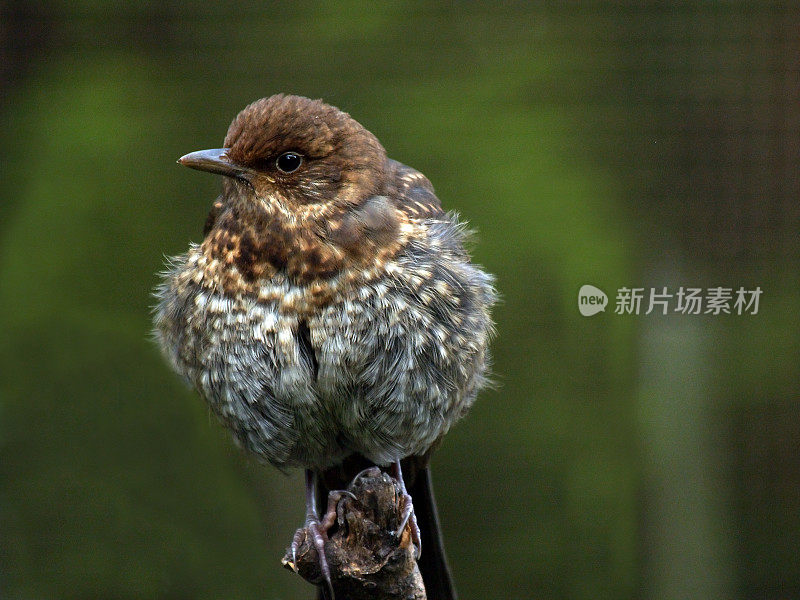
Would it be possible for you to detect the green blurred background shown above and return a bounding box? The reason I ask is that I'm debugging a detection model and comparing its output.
[1,2,798,599]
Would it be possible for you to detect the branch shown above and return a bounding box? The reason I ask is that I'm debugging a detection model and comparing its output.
[283,467,426,600]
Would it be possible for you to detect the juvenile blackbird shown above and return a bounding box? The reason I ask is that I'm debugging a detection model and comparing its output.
[153,94,496,599]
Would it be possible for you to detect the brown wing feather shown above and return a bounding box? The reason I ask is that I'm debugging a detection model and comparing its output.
[387,159,444,220]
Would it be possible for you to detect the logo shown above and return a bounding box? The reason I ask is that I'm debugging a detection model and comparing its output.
[578,284,608,316]
[578,285,762,316]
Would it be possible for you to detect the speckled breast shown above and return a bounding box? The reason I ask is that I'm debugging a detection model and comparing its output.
[154,220,495,470]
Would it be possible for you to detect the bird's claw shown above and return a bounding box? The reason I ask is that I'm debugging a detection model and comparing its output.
[395,489,422,560]
[291,516,334,598]
[291,488,356,599]
[388,460,421,560]
[320,489,357,532]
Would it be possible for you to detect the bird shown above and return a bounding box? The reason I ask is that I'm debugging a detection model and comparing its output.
[153,94,496,599]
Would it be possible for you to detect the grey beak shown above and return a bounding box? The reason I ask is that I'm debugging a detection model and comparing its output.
[178,148,253,180]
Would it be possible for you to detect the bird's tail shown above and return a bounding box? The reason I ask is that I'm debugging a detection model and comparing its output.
[407,465,458,600]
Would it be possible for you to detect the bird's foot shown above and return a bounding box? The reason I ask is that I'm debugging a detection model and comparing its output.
[395,487,422,560]
[320,489,357,532]
[290,489,356,599]
[390,461,422,559]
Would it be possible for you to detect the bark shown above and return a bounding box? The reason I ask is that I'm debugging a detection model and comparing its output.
[283,467,426,600]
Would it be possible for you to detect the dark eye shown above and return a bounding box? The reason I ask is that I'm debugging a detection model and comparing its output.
[276,152,303,173]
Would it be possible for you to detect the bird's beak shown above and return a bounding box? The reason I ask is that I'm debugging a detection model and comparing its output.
[177,148,253,180]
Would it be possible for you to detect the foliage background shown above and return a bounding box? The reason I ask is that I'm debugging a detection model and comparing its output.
[1,3,797,599]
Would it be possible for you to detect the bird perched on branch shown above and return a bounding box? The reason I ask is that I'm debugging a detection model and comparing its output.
[154,94,496,600]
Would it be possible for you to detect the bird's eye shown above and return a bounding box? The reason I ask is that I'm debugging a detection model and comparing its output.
[276,152,303,173]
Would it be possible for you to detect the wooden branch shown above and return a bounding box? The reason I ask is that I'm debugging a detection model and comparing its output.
[283,467,426,600]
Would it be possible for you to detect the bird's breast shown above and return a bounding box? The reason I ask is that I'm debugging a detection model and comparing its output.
[201,196,408,292]
[154,214,495,468]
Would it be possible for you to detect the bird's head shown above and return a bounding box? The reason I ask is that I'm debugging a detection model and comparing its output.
[177,95,405,287]
[179,94,389,215]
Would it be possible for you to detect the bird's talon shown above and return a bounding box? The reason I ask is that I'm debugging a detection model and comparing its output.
[390,460,422,559]
[320,489,356,532]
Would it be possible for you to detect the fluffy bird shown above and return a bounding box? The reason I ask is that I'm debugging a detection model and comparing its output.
[154,94,496,599]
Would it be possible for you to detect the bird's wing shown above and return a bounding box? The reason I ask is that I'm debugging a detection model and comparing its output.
[387,159,445,220]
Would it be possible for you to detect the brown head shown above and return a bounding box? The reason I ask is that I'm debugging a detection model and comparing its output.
[178,95,404,287]
[180,94,389,211]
